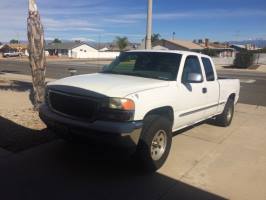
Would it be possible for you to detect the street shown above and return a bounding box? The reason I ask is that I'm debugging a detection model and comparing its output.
[1,59,266,106]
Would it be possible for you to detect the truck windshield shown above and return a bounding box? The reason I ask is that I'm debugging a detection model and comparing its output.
[101,52,182,81]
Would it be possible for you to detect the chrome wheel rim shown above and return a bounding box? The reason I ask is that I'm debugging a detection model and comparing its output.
[151,130,167,161]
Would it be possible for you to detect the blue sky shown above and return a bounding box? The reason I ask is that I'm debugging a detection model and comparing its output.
[0,0,266,43]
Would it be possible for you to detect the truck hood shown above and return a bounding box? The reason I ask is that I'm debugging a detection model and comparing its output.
[48,73,169,97]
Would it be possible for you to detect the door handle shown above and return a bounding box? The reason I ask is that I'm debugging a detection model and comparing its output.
[202,87,207,94]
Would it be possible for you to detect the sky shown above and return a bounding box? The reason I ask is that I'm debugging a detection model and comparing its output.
[0,0,266,43]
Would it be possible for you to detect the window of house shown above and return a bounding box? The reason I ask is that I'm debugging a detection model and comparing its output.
[182,56,203,83]
[202,57,215,81]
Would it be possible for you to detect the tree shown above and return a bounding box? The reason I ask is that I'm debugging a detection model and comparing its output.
[115,36,129,51]
[27,0,46,110]
[53,38,62,43]
[234,52,255,68]
[10,39,19,44]
[202,48,218,57]
[151,33,161,43]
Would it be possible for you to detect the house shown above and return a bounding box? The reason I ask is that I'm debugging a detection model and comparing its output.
[0,44,16,56]
[8,43,29,56]
[152,45,169,50]
[154,39,204,52]
[46,41,120,59]
[108,43,139,52]
[196,39,235,57]
[230,44,261,52]
[45,42,98,58]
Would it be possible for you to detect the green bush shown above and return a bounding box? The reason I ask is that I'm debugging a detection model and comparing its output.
[202,48,218,57]
[233,52,255,68]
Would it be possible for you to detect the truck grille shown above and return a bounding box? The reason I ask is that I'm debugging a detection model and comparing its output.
[48,90,99,121]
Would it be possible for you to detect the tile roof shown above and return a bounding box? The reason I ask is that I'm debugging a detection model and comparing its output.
[163,39,204,50]
[45,42,96,50]
[8,44,28,49]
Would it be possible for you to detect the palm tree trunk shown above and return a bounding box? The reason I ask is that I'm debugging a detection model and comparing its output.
[27,0,46,110]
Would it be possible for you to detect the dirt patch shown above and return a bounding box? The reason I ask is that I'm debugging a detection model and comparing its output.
[0,76,55,153]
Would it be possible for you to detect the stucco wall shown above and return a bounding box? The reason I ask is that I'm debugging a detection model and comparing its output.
[71,44,98,58]
[71,51,120,59]
[255,53,266,64]
[212,53,266,66]
[212,57,235,66]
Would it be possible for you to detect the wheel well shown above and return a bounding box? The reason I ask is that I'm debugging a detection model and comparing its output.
[228,93,236,102]
[145,106,174,125]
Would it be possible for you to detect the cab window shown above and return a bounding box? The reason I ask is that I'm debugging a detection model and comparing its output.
[202,57,215,81]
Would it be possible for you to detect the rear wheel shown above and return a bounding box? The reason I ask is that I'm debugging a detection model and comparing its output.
[214,98,235,127]
[134,114,172,172]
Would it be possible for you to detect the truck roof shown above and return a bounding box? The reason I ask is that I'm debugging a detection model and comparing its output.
[128,49,211,59]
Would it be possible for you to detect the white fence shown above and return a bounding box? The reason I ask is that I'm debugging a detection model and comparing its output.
[212,57,235,66]
[72,51,120,59]
[255,53,266,64]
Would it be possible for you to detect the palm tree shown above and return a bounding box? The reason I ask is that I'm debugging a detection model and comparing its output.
[27,0,46,110]
[115,36,129,51]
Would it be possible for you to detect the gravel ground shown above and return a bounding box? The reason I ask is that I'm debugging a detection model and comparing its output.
[0,77,55,153]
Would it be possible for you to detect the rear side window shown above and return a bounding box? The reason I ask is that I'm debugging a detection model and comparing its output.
[182,56,203,83]
[202,57,215,81]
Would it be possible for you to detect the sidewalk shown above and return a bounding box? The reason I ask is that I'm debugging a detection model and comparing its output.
[216,64,266,73]
[0,72,56,83]
[159,103,266,200]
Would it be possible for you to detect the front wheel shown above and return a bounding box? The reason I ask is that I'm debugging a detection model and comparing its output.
[134,114,172,172]
[214,98,235,127]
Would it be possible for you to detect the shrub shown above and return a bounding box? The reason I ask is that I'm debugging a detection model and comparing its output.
[202,48,218,57]
[233,51,255,68]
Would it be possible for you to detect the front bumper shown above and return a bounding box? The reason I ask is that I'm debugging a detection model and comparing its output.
[39,104,143,147]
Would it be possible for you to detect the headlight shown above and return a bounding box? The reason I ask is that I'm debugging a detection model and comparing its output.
[99,98,135,121]
[108,98,135,111]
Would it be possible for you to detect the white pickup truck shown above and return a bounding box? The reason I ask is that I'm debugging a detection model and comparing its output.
[40,50,240,171]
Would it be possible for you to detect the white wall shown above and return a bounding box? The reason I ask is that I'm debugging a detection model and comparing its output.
[212,53,266,66]
[255,53,266,64]
[212,57,235,66]
[71,44,98,58]
[69,44,120,59]
[84,52,120,59]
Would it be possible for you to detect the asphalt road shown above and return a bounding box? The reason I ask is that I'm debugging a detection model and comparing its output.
[1,59,266,106]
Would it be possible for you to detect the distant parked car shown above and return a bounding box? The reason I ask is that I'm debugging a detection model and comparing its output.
[3,52,22,58]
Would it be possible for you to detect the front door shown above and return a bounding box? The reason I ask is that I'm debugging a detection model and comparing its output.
[173,55,208,129]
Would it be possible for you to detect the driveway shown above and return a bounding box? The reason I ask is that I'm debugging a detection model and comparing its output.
[0,103,265,200]
[0,71,266,200]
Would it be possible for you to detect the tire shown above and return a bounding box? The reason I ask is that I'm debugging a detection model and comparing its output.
[214,98,235,127]
[134,114,172,172]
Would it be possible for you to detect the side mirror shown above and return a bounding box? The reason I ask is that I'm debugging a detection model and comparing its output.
[186,73,203,83]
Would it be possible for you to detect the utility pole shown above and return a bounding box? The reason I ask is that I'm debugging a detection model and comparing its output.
[27,0,46,110]
[145,0,153,49]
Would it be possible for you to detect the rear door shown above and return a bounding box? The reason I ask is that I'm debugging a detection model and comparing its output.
[174,55,208,129]
[201,57,220,116]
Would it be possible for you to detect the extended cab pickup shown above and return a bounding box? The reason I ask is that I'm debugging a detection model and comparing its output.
[40,50,240,171]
